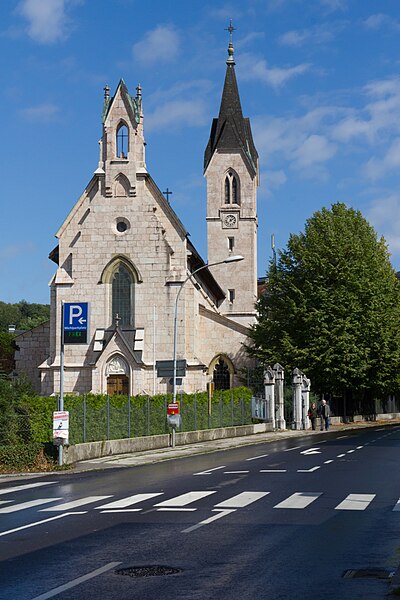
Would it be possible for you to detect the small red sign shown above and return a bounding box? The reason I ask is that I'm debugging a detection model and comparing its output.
[168,402,180,415]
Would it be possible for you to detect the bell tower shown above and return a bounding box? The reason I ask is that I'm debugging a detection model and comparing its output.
[204,23,259,326]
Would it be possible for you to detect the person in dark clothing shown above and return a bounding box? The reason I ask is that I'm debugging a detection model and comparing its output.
[308,402,318,430]
[318,399,331,431]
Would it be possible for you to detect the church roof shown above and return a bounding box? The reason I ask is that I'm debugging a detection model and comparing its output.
[204,48,258,176]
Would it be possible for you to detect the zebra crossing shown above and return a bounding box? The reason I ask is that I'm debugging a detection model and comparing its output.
[0,481,397,517]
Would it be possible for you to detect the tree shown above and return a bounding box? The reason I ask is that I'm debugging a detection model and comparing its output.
[0,300,49,332]
[248,203,400,404]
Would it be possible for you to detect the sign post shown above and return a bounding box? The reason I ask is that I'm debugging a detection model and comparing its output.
[58,302,89,465]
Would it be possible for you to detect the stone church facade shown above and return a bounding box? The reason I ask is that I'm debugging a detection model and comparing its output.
[15,38,260,397]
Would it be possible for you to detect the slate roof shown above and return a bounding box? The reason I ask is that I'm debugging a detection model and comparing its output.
[204,62,258,176]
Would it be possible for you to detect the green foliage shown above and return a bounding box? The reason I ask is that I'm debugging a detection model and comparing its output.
[0,299,50,332]
[248,203,400,398]
[16,387,254,445]
[0,442,47,471]
[0,331,15,375]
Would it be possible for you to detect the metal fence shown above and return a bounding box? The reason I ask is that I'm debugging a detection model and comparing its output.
[67,393,253,445]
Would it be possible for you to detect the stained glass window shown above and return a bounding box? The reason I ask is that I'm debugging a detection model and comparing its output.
[112,264,133,326]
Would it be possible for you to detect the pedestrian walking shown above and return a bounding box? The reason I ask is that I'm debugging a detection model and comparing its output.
[318,399,331,431]
[308,402,318,430]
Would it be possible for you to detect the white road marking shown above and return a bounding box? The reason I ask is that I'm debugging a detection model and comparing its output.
[96,493,163,510]
[214,492,269,509]
[30,562,121,600]
[337,454,346,458]
[0,481,57,496]
[182,509,235,533]
[347,450,355,453]
[337,435,349,439]
[100,509,141,513]
[324,460,334,464]
[41,496,113,512]
[375,428,385,431]
[0,498,62,513]
[0,512,86,537]
[284,446,301,452]
[193,466,226,476]
[274,492,322,509]
[0,501,12,505]
[155,491,216,507]
[301,448,321,455]
[260,469,287,473]
[223,471,249,474]
[157,508,197,512]
[392,498,400,512]
[246,454,269,461]
[297,466,320,472]
[356,446,364,449]
[335,494,375,510]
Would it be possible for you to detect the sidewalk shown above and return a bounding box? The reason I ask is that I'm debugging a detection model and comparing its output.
[1,419,397,483]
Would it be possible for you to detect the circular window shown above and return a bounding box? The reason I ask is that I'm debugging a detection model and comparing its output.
[115,218,130,234]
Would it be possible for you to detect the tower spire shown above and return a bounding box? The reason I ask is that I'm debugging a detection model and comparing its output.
[225,19,236,65]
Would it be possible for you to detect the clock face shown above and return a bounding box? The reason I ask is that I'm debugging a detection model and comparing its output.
[224,214,237,228]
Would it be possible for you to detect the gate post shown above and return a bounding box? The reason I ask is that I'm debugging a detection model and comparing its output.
[292,368,303,430]
[264,366,276,428]
[301,374,311,430]
[273,363,286,430]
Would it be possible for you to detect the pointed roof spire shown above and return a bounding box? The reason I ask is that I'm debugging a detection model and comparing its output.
[204,22,258,175]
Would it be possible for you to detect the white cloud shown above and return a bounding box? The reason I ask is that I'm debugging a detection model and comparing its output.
[363,13,400,31]
[293,134,337,168]
[146,99,208,132]
[16,0,75,44]
[239,54,311,89]
[133,26,180,66]
[279,24,339,47]
[366,193,400,255]
[364,138,400,180]
[320,0,347,12]
[18,103,59,121]
[265,169,287,189]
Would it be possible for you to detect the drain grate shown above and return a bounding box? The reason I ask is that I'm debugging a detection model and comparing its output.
[343,569,393,580]
[115,565,182,578]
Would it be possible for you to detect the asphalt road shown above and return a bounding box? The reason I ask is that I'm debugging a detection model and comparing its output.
[1,424,400,600]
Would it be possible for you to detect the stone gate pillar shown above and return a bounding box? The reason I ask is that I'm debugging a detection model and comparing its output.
[292,367,303,430]
[264,366,276,428]
[301,374,311,430]
[273,363,286,430]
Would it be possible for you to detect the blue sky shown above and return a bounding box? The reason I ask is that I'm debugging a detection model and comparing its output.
[2,0,400,304]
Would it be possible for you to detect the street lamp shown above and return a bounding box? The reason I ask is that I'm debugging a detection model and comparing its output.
[172,254,244,406]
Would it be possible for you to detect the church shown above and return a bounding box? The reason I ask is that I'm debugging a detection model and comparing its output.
[15,33,260,397]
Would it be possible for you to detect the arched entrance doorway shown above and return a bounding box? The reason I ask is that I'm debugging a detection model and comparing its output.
[106,355,130,395]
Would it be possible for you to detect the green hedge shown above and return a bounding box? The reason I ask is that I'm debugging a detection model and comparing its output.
[0,442,47,471]
[20,387,254,445]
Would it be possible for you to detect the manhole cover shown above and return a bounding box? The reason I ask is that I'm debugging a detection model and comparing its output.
[115,566,182,578]
[343,569,393,580]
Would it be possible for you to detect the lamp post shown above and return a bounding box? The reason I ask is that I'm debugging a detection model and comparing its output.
[172,254,244,406]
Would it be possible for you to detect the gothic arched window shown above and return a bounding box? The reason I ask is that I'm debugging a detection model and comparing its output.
[116,124,129,158]
[223,171,240,205]
[112,263,133,326]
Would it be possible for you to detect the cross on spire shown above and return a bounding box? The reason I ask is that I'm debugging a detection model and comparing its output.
[225,19,236,64]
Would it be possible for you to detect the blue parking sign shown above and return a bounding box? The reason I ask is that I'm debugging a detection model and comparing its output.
[63,302,89,344]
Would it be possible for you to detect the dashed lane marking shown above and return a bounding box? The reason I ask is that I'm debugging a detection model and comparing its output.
[0,481,57,496]
[182,509,235,533]
[214,492,269,509]
[274,492,322,509]
[96,493,163,510]
[246,454,269,461]
[193,466,226,476]
[335,494,376,510]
